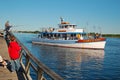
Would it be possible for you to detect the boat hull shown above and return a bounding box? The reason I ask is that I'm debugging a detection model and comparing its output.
[32,38,106,50]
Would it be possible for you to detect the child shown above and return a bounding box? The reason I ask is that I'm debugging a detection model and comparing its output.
[0,55,7,68]
[8,35,21,72]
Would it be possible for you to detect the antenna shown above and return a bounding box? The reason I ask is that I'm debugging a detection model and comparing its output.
[86,22,89,33]
[98,26,102,37]
[93,25,96,33]
[60,17,63,23]
[98,26,101,34]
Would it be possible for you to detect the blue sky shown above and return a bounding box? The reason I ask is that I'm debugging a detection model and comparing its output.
[0,0,120,34]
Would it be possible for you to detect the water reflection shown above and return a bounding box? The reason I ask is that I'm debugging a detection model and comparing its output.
[33,45,105,79]
[39,45,104,62]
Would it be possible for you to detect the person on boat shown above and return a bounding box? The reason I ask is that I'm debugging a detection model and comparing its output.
[95,33,100,39]
[76,34,83,40]
[88,33,94,39]
[76,34,81,40]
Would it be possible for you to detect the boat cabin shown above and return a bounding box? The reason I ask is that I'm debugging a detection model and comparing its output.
[58,22,76,29]
[38,18,101,41]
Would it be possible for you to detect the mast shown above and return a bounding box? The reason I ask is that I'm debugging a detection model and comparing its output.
[60,17,63,23]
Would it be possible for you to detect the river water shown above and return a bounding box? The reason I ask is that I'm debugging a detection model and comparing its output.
[14,33,120,80]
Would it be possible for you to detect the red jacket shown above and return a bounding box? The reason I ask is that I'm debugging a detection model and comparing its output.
[8,41,21,60]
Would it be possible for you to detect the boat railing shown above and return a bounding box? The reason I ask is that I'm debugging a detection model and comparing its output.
[10,32,64,80]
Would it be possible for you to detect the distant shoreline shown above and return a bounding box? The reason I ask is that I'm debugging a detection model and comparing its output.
[102,34,120,38]
[15,31,120,38]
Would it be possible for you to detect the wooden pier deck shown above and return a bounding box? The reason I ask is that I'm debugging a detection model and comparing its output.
[0,32,64,80]
[0,37,18,80]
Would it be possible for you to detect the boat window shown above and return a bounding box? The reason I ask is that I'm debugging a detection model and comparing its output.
[50,34,53,37]
[65,26,68,28]
[54,34,56,37]
[43,33,47,37]
[70,25,73,28]
[58,34,60,37]
[73,25,76,28]
[38,34,41,38]
[69,34,76,40]
[47,34,49,38]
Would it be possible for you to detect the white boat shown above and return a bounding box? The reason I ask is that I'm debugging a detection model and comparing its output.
[32,18,106,50]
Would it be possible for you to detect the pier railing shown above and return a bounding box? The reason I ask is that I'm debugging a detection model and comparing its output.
[10,32,64,80]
